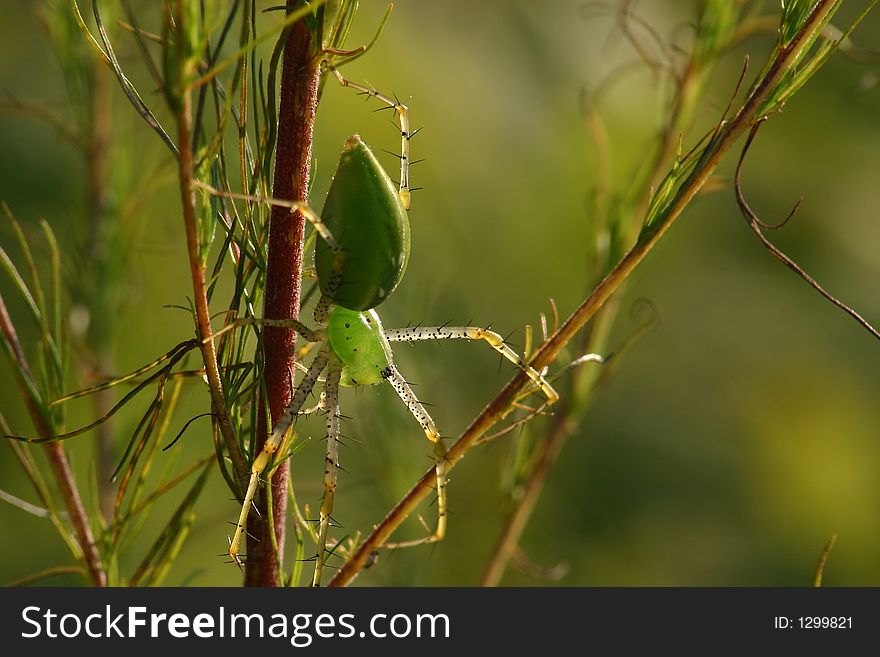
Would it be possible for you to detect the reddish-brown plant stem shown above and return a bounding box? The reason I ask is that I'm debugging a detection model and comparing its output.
[244,14,321,587]
[177,101,246,475]
[172,2,248,491]
[0,294,106,587]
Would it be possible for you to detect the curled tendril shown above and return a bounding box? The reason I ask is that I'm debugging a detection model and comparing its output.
[594,297,660,375]
[629,296,660,331]
[735,118,880,342]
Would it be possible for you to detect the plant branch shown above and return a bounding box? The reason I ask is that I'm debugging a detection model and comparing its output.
[480,395,581,587]
[479,301,619,586]
[814,532,838,586]
[0,293,106,586]
[173,13,247,488]
[245,6,321,587]
[478,17,717,586]
[735,119,880,340]
[7,565,85,587]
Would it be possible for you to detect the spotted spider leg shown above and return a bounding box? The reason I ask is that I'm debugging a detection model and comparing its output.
[312,363,343,586]
[380,363,448,549]
[384,326,559,403]
[328,67,413,210]
[228,349,330,569]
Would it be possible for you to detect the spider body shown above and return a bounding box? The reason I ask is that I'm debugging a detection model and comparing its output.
[326,307,392,387]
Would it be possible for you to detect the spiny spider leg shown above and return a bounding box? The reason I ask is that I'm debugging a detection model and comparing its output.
[228,349,330,569]
[191,184,347,316]
[328,67,412,210]
[310,362,448,574]
[380,364,448,550]
[384,326,559,403]
[283,202,345,325]
[297,399,327,417]
[190,182,345,327]
[312,364,342,587]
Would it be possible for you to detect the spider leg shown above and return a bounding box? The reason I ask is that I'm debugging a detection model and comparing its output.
[191,186,346,326]
[209,316,324,343]
[384,326,559,403]
[327,67,413,210]
[300,202,346,323]
[228,350,330,569]
[312,362,342,587]
[380,364,448,549]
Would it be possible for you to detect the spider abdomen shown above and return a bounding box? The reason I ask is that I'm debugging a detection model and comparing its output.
[327,306,394,387]
[315,135,410,311]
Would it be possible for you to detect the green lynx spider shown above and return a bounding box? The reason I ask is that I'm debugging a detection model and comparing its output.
[213,72,558,586]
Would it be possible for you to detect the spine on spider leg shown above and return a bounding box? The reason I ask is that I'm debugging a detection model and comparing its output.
[313,366,342,587]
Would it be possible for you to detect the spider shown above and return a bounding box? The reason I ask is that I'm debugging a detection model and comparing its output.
[213,75,558,586]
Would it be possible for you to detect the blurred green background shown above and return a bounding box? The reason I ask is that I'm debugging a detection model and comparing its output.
[1,1,879,586]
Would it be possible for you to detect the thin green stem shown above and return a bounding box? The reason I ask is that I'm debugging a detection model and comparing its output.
[480,300,618,586]
[814,533,838,586]
[7,565,85,587]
